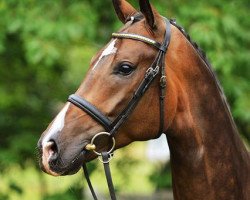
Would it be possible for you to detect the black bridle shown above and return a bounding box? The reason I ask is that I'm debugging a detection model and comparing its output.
[67,18,171,200]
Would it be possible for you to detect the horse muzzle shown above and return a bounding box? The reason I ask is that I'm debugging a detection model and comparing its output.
[37,138,89,176]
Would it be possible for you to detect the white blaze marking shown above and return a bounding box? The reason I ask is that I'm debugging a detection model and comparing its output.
[42,103,70,146]
[92,39,117,70]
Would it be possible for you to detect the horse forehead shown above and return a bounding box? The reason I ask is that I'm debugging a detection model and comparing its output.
[92,39,118,70]
[91,22,156,71]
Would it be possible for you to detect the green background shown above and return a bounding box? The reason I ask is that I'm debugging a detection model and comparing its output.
[0,0,249,199]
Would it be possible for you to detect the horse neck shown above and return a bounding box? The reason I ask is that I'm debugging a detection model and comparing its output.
[165,27,250,200]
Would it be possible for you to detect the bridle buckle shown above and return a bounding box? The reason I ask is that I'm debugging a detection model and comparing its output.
[160,75,167,88]
[98,152,114,163]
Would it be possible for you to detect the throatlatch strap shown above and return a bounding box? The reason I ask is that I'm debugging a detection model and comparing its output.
[158,19,171,136]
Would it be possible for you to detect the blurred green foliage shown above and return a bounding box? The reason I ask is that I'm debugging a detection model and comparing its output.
[0,0,249,199]
[43,181,83,200]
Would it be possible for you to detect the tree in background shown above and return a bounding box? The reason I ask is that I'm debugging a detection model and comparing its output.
[0,0,249,198]
[0,1,99,199]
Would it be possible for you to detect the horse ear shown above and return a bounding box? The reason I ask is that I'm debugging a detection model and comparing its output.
[112,0,137,24]
[139,0,159,29]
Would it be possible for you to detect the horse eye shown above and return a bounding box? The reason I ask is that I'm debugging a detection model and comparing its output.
[116,63,134,76]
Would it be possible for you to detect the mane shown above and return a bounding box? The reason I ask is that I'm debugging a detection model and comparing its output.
[169,19,210,67]
[169,18,240,135]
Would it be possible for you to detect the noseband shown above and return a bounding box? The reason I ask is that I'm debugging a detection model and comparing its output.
[67,18,171,200]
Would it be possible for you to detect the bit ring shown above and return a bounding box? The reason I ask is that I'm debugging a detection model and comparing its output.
[87,132,115,156]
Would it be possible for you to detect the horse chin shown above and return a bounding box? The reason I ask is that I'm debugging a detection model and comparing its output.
[40,150,98,176]
[60,152,98,176]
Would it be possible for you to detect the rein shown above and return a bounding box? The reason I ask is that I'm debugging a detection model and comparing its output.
[67,18,171,200]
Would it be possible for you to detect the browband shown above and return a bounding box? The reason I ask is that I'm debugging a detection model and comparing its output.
[112,32,168,52]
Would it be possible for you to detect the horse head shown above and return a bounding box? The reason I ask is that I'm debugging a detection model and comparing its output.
[37,0,175,176]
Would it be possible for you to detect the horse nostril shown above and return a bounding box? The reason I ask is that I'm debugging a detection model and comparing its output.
[44,140,58,161]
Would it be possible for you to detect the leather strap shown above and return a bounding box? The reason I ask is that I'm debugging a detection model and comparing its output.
[158,19,171,136]
[110,60,160,136]
[82,164,98,200]
[101,152,117,200]
[82,153,116,200]
[68,94,112,131]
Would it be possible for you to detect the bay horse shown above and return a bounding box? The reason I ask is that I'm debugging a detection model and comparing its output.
[37,0,250,199]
